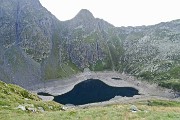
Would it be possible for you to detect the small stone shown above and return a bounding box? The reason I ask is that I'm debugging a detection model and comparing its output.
[4,83,7,87]
[38,107,45,112]
[27,107,37,112]
[62,106,67,111]
[2,106,8,108]
[48,106,53,109]
[17,105,26,111]
[25,104,34,107]
[24,98,29,101]
[144,110,148,113]
[65,104,75,108]
[131,110,137,113]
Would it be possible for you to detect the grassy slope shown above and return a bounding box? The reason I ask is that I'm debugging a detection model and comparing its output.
[0,100,180,120]
[1,80,180,120]
[42,32,81,80]
[0,80,180,120]
[0,80,62,114]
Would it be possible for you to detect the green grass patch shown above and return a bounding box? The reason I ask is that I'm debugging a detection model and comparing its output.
[159,79,180,92]
[147,100,180,107]
[0,100,180,120]
[137,65,180,91]
[0,85,180,120]
[0,80,62,112]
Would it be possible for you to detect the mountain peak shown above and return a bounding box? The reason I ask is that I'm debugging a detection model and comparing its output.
[74,9,94,20]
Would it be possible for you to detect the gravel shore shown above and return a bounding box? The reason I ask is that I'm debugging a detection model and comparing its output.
[31,71,179,105]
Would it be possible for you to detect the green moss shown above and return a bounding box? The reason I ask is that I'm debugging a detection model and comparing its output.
[90,58,113,71]
[90,60,105,71]
[168,66,180,79]
[84,32,99,44]
[43,64,67,80]
[43,62,80,80]
[138,71,155,80]
[5,47,27,72]
[147,100,180,107]
[67,61,82,73]
[159,79,180,91]
[137,65,180,91]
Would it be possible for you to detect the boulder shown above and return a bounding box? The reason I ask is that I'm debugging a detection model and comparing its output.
[130,105,138,112]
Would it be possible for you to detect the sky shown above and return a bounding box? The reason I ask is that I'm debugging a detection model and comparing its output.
[39,0,180,27]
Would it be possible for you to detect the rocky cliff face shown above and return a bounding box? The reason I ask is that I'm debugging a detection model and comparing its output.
[1,0,180,89]
[0,0,58,88]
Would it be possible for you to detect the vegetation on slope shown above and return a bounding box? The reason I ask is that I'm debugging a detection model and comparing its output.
[0,80,62,112]
[42,32,81,80]
[1,98,180,120]
[138,66,180,92]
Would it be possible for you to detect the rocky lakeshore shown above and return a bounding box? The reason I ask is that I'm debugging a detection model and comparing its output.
[31,71,179,106]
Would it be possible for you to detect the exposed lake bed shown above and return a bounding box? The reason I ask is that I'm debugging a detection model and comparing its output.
[33,72,179,106]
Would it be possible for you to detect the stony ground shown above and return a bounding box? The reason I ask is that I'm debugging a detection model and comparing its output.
[31,71,179,106]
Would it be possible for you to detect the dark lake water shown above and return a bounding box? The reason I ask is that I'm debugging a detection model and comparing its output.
[111,77,122,80]
[37,92,53,96]
[53,79,140,105]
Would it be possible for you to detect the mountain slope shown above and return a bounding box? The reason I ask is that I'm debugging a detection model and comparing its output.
[0,0,56,87]
[0,0,180,91]
[118,21,180,91]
